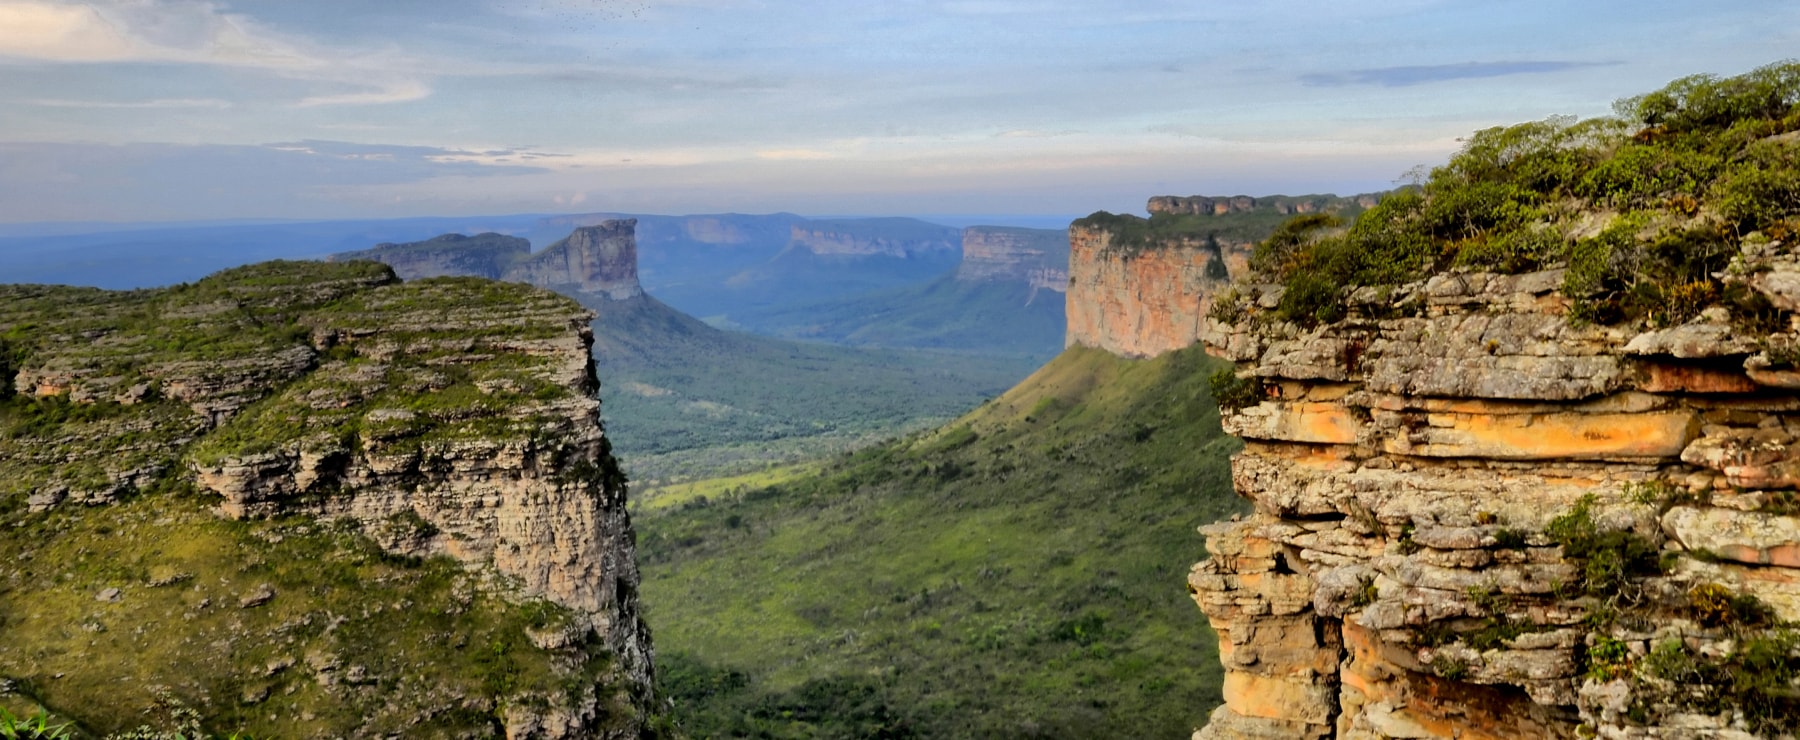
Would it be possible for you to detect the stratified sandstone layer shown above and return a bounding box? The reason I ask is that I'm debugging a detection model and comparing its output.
[956,226,1069,289]
[1064,225,1245,358]
[1149,194,1381,217]
[787,218,960,258]
[1192,259,1800,739]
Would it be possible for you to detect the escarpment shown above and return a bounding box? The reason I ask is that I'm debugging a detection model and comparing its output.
[1067,194,1384,358]
[956,226,1069,285]
[1189,63,1800,740]
[333,220,645,302]
[786,217,960,258]
[0,261,656,737]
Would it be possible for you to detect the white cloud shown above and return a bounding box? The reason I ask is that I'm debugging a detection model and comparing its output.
[297,80,432,108]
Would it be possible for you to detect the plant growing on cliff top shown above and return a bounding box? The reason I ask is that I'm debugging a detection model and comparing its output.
[0,708,73,740]
[1248,61,1800,329]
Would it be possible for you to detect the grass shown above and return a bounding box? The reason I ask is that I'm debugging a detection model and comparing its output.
[0,487,617,738]
[585,293,1039,485]
[636,344,1248,739]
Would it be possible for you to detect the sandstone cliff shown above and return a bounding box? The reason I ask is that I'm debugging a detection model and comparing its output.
[1187,63,1800,740]
[331,232,531,281]
[333,220,644,302]
[0,261,656,737]
[1149,193,1380,217]
[955,226,1069,294]
[1064,217,1248,358]
[787,217,960,258]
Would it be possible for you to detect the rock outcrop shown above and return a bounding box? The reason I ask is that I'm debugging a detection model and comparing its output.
[1192,258,1800,738]
[1064,222,1246,358]
[955,226,1069,291]
[333,220,644,302]
[0,261,656,737]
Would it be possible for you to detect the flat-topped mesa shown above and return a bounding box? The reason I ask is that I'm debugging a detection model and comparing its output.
[504,220,644,300]
[1191,250,1800,737]
[332,219,644,302]
[788,217,961,258]
[955,226,1070,289]
[331,232,529,281]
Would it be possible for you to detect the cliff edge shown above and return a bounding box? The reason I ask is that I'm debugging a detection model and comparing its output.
[1190,62,1800,739]
[332,220,645,302]
[0,261,656,737]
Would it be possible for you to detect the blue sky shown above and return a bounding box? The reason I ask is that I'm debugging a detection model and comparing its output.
[0,0,1795,222]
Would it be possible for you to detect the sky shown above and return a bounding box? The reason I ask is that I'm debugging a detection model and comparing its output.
[0,0,1796,223]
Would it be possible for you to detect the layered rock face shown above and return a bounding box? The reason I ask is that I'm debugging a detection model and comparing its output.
[334,220,645,302]
[955,226,1070,290]
[331,232,530,281]
[1192,263,1800,739]
[0,262,656,737]
[504,220,644,300]
[788,218,960,258]
[1065,225,1246,358]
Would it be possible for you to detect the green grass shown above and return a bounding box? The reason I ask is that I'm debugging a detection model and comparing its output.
[585,293,1039,485]
[0,487,617,738]
[636,344,1248,738]
[730,272,1068,361]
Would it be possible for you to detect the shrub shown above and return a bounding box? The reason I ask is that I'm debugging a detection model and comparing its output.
[1207,369,1262,412]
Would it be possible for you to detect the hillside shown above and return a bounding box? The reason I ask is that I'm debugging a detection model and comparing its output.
[0,262,658,737]
[727,271,1067,359]
[636,344,1249,738]
[581,291,1038,488]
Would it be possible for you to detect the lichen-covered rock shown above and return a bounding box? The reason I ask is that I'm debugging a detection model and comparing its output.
[1194,262,1800,739]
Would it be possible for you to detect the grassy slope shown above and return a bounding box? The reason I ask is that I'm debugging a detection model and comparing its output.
[636,344,1248,738]
[586,293,1039,491]
[727,272,1068,361]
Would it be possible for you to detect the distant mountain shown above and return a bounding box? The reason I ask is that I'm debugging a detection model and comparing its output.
[715,226,1071,359]
[328,222,1037,483]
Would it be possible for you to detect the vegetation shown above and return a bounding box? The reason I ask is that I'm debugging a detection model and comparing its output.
[1241,61,1800,327]
[1073,195,1372,260]
[638,345,1248,738]
[586,293,1038,489]
[0,264,647,736]
[723,271,1068,362]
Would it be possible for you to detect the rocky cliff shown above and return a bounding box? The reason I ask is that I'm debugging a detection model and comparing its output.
[0,261,656,737]
[333,220,644,302]
[1064,216,1248,358]
[786,217,960,258]
[1186,63,1800,740]
[955,226,1069,292]
[331,232,531,281]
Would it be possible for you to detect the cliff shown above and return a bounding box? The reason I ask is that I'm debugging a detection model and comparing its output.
[0,261,656,737]
[786,217,960,258]
[1064,216,1249,358]
[331,232,530,281]
[955,226,1070,295]
[1188,63,1800,740]
[332,220,644,302]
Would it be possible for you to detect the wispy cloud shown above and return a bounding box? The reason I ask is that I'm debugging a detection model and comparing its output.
[0,0,430,107]
[297,80,432,108]
[1301,60,1613,88]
